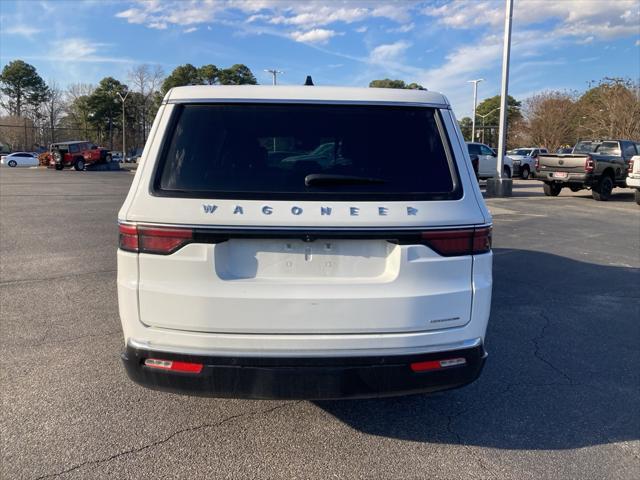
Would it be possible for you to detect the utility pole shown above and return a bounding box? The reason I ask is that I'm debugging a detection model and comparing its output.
[117,90,130,160]
[264,69,283,85]
[487,0,514,198]
[468,79,484,142]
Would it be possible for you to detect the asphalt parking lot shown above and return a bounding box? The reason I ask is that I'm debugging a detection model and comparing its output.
[1,168,639,480]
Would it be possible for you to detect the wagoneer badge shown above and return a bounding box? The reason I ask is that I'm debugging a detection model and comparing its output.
[202,205,418,216]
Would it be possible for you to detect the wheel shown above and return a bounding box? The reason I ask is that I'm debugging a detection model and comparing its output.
[543,182,562,196]
[104,154,112,164]
[569,185,582,192]
[635,189,640,206]
[74,158,85,171]
[503,166,511,179]
[8,160,17,167]
[521,165,530,180]
[592,175,613,201]
[55,163,64,170]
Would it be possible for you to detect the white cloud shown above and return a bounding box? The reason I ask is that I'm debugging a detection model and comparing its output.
[636,39,640,46]
[387,23,415,33]
[183,27,198,33]
[290,28,338,45]
[2,24,42,37]
[48,38,134,64]
[355,25,367,33]
[369,41,411,64]
[423,0,640,41]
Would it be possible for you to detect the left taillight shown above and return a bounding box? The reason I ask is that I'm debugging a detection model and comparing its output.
[118,224,193,255]
[420,226,492,256]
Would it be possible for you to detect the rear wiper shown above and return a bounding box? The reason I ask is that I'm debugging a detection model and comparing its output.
[304,173,386,187]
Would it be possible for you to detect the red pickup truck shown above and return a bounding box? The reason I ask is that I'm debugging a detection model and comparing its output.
[49,141,112,171]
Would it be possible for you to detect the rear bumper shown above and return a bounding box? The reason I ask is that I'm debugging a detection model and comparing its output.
[121,343,487,400]
[534,171,593,184]
[627,175,640,188]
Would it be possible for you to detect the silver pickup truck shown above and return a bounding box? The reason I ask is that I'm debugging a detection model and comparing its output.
[534,140,639,201]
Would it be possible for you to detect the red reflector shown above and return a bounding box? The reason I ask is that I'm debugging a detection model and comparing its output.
[145,358,203,374]
[119,223,138,252]
[421,226,491,256]
[410,357,466,372]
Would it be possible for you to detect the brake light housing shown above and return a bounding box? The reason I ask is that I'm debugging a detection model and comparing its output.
[534,157,540,172]
[119,224,193,254]
[421,226,492,256]
[628,159,634,174]
[585,155,595,173]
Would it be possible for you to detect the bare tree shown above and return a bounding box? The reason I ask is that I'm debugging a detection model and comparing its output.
[64,83,95,139]
[576,78,640,140]
[522,91,578,151]
[41,80,65,144]
[128,64,164,145]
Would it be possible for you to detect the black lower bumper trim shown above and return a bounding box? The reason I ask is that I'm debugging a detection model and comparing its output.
[121,344,487,400]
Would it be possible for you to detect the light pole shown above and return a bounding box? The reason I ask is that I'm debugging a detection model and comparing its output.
[476,107,500,144]
[116,90,130,161]
[264,69,283,85]
[487,0,513,198]
[468,78,484,142]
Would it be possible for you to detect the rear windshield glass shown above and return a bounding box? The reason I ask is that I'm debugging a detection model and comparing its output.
[594,142,621,156]
[154,104,460,200]
[573,141,597,154]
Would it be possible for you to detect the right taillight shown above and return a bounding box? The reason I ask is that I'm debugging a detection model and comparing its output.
[585,155,595,173]
[118,224,193,255]
[421,226,492,256]
[534,157,540,171]
[628,159,634,173]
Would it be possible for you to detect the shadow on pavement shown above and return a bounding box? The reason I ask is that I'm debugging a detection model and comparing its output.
[315,248,640,450]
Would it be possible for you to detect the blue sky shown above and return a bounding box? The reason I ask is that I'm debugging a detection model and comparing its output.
[1,0,639,117]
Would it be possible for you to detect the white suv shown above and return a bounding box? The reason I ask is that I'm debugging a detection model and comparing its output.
[117,85,493,399]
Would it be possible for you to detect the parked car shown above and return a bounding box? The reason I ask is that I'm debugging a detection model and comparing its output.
[48,141,112,171]
[111,151,124,163]
[534,139,639,200]
[466,142,513,179]
[626,154,640,205]
[506,147,548,179]
[0,151,38,167]
[118,85,493,399]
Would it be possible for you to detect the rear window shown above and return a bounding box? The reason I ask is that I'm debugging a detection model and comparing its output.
[594,142,621,156]
[154,104,460,201]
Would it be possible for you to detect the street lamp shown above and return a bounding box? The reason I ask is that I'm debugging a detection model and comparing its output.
[468,78,484,142]
[116,90,130,161]
[476,107,500,144]
[264,69,283,85]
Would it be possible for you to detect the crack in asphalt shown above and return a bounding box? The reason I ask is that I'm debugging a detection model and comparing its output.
[34,400,303,479]
[532,313,575,385]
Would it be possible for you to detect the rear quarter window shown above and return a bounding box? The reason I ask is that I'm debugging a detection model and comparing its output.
[153,104,461,201]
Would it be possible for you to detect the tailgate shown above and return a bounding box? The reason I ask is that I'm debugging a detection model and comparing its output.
[137,235,474,335]
[538,154,587,172]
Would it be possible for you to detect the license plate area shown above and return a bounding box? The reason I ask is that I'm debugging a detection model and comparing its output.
[553,171,568,178]
[214,239,396,280]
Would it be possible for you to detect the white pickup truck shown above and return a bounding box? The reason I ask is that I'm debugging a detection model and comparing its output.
[627,154,640,205]
[506,147,548,179]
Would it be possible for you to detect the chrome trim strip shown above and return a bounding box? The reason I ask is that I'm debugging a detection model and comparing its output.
[128,337,482,359]
[118,220,493,231]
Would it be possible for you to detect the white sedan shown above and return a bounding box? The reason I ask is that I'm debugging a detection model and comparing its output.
[0,152,39,167]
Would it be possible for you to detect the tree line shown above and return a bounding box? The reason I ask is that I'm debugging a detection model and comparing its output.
[0,60,257,153]
[458,78,640,151]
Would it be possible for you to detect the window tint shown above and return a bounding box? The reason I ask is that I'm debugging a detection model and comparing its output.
[69,144,79,153]
[156,104,460,200]
[622,142,637,157]
[467,144,481,155]
[480,145,494,156]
